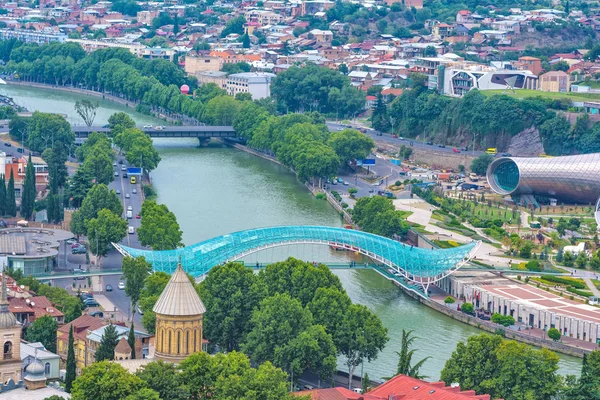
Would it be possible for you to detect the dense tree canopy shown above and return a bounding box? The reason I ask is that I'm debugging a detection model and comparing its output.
[327,128,375,165]
[352,196,410,238]
[137,200,183,250]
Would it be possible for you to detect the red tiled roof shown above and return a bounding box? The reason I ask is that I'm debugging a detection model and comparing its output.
[9,296,64,319]
[293,387,379,400]
[58,314,106,342]
[369,375,492,400]
[458,10,471,15]
[381,88,404,96]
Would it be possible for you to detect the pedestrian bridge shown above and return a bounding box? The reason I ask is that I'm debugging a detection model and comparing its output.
[113,226,480,295]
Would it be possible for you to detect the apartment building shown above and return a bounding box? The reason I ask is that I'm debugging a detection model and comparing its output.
[226,72,276,99]
[0,29,66,44]
[244,9,284,25]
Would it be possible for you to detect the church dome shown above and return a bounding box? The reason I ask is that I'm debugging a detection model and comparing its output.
[0,309,17,329]
[25,360,45,377]
[153,264,206,316]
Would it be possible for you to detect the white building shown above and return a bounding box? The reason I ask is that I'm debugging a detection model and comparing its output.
[441,67,538,97]
[0,29,66,44]
[226,72,276,100]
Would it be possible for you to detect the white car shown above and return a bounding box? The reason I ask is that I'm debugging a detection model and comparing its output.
[154,125,165,130]
[128,226,135,234]
[118,281,125,290]
[143,124,153,129]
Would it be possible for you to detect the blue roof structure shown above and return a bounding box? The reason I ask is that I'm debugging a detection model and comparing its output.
[114,226,479,287]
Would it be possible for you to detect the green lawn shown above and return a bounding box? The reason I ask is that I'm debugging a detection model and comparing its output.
[471,204,516,223]
[482,89,600,103]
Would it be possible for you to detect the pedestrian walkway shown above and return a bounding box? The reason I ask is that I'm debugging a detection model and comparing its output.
[583,277,600,297]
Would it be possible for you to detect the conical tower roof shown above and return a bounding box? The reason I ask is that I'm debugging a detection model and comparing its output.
[0,268,17,329]
[153,264,206,316]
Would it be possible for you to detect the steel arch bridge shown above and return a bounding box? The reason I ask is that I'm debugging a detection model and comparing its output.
[113,226,480,293]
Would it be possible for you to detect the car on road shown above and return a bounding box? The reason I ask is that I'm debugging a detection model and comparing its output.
[118,281,125,290]
[66,238,77,245]
[89,311,104,318]
[132,188,137,194]
[399,136,404,140]
[452,148,461,153]
[125,193,130,199]
[113,162,117,167]
[392,134,398,138]
[336,127,343,131]
[143,124,153,129]
[70,268,84,273]
[80,293,93,301]
[17,147,23,153]
[118,160,123,164]
[71,242,84,249]
[136,214,141,219]
[437,144,446,148]
[72,247,86,254]
[114,171,119,177]
[128,226,135,234]
[127,205,132,211]
[121,166,126,171]
[105,284,113,292]
[137,305,144,315]
[154,125,165,130]
[343,181,349,185]
[116,189,121,195]
[83,300,100,308]
[426,141,433,145]
[123,173,128,178]
[3,143,10,147]
[368,189,374,193]
[501,153,512,157]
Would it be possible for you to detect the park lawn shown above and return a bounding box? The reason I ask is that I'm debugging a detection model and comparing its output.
[481,89,600,103]
[433,240,461,249]
[398,210,413,219]
[471,204,515,223]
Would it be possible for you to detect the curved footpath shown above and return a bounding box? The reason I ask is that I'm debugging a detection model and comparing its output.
[11,79,593,359]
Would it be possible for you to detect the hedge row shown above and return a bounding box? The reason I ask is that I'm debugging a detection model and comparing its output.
[541,275,586,289]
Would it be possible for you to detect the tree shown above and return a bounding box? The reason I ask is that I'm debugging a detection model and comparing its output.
[74,100,99,127]
[198,262,266,352]
[25,314,58,353]
[137,201,183,250]
[471,154,494,176]
[491,313,515,327]
[461,303,474,314]
[351,196,409,238]
[71,361,156,400]
[548,327,561,342]
[520,241,533,258]
[79,184,123,229]
[576,251,588,268]
[82,145,115,185]
[441,333,561,400]
[328,129,375,166]
[0,175,6,216]
[307,287,351,341]
[202,95,240,125]
[395,329,430,379]
[562,352,600,400]
[122,256,152,311]
[20,154,36,219]
[66,168,94,208]
[335,304,389,389]
[65,325,76,393]
[128,323,136,360]
[371,92,390,132]
[5,169,15,217]
[220,15,246,37]
[139,272,171,334]
[86,209,128,262]
[241,33,250,48]
[95,324,120,362]
[136,361,189,400]
[242,293,313,365]
[108,112,136,137]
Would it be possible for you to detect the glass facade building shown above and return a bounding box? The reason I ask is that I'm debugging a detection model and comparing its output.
[487,154,600,207]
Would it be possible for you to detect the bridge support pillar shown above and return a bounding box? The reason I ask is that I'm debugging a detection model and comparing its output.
[198,138,211,147]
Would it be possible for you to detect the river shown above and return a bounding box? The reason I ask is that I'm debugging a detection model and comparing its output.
[0,83,582,381]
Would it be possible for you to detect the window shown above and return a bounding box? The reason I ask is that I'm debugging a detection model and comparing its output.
[45,362,51,375]
[194,330,197,352]
[168,331,171,354]
[186,330,190,354]
[177,331,181,354]
[3,341,12,359]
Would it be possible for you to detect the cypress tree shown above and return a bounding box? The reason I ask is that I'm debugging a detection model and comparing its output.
[128,323,136,360]
[0,175,6,216]
[95,324,119,361]
[65,325,76,393]
[6,169,16,217]
[20,154,36,219]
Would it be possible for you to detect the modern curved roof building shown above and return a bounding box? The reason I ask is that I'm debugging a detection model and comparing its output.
[486,154,600,223]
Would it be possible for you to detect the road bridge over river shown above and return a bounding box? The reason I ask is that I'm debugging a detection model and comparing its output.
[73,125,236,139]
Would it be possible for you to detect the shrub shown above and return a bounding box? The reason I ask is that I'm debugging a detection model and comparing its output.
[444,296,455,304]
[494,328,506,337]
[315,193,326,200]
[547,327,561,342]
[567,287,593,297]
[142,184,156,199]
[541,275,586,289]
[460,302,474,314]
[491,313,515,327]
[525,260,542,272]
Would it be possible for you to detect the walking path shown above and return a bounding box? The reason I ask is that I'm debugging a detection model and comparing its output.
[583,277,600,297]
[393,198,512,268]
